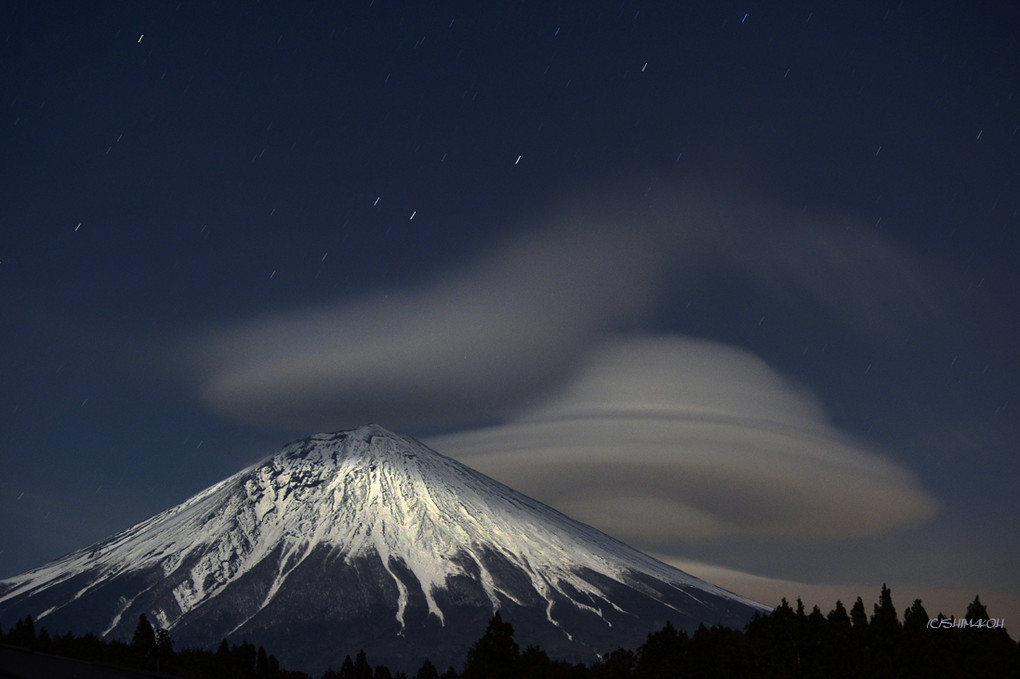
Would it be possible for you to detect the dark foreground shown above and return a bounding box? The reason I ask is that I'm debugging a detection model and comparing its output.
[2,586,1016,679]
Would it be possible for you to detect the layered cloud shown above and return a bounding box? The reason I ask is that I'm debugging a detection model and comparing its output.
[176,190,942,548]
[176,188,944,596]
[428,336,939,543]
[186,189,937,434]
[188,213,668,431]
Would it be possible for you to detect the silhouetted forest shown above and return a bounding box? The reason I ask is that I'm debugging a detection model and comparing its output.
[2,585,1016,678]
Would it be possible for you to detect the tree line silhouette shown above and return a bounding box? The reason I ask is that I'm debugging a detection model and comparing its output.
[1,585,1016,678]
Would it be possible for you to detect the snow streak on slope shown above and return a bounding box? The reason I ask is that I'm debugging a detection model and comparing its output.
[0,425,763,635]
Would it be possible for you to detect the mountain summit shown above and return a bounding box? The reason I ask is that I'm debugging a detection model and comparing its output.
[0,424,766,673]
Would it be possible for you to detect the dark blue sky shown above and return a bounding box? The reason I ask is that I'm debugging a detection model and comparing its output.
[2,1,1017,626]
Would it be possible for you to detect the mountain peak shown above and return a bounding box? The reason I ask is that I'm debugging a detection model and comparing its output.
[281,424,428,465]
[0,425,766,674]
[343,422,399,441]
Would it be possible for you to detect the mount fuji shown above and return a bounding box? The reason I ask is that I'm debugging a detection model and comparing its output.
[0,424,767,674]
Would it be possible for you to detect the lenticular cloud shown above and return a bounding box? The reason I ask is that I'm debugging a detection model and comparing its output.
[184,189,936,436]
[429,336,939,543]
[190,217,665,432]
[181,190,940,545]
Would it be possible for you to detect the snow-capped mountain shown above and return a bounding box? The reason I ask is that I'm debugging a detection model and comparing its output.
[0,424,767,673]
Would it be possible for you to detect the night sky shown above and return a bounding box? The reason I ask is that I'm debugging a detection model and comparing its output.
[3,2,1018,628]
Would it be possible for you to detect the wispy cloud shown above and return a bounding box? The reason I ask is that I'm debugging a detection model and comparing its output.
[187,214,666,431]
[183,188,938,434]
[174,187,946,612]
[656,556,1019,625]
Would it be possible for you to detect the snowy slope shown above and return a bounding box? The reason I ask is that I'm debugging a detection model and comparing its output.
[0,424,766,672]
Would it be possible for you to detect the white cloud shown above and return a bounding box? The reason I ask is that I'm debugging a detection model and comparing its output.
[662,555,1020,629]
[428,336,939,542]
[188,216,666,431]
[176,190,949,612]
[184,188,937,434]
